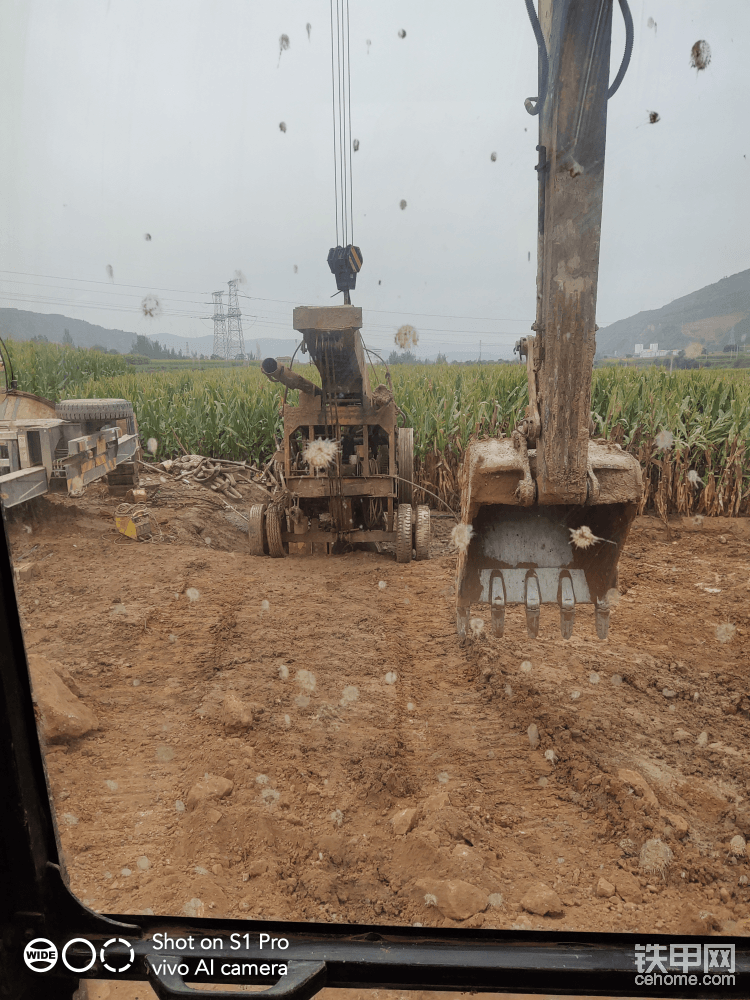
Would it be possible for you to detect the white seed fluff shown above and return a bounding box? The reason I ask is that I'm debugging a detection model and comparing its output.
[655,430,674,451]
[424,894,437,907]
[640,838,673,877]
[278,664,289,680]
[378,580,387,590]
[469,618,484,637]
[687,469,703,486]
[296,669,317,692]
[385,671,398,685]
[570,525,600,549]
[571,690,581,700]
[520,660,532,673]
[303,438,339,470]
[146,437,158,454]
[261,599,270,612]
[186,588,200,602]
[730,835,746,857]
[451,522,474,553]
[716,622,736,643]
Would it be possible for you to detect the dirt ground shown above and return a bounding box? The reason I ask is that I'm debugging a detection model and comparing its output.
[5,476,750,961]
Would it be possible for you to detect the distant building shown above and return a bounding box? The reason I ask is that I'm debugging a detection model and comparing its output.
[633,341,677,359]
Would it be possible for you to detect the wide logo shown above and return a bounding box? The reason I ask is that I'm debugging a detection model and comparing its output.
[23,938,58,973]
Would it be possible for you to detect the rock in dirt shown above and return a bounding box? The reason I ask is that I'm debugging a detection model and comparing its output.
[639,838,673,877]
[527,724,540,749]
[422,790,451,815]
[221,692,263,732]
[672,728,691,743]
[15,561,36,582]
[390,807,418,836]
[520,882,563,917]
[186,774,234,811]
[660,810,689,839]
[596,878,615,898]
[734,806,750,837]
[612,869,642,904]
[416,878,487,921]
[617,768,658,810]
[27,653,99,743]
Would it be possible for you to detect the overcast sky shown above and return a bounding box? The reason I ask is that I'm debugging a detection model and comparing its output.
[1,1,748,358]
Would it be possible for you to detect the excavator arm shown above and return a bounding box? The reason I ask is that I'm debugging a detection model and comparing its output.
[455,0,641,640]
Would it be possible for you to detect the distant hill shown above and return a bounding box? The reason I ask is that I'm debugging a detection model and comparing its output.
[0,308,299,359]
[596,269,750,357]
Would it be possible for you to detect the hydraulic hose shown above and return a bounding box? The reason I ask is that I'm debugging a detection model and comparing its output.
[523,0,633,114]
[607,0,634,99]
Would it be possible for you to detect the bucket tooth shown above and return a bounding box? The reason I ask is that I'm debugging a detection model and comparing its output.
[595,597,610,640]
[490,572,506,637]
[559,573,575,639]
[525,573,541,638]
[456,605,470,641]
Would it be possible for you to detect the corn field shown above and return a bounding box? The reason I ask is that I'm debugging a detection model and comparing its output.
[4,342,750,517]
[1,340,126,398]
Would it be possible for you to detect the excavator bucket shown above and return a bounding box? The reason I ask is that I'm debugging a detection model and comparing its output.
[455,0,643,640]
[455,437,642,640]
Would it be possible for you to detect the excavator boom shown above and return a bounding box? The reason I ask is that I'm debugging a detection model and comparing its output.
[456,0,641,640]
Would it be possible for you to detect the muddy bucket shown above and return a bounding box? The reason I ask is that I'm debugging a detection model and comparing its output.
[455,438,642,640]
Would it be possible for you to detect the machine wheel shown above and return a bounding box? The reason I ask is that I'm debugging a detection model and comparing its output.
[397,427,414,505]
[247,503,268,556]
[414,504,430,560]
[266,505,287,558]
[396,503,413,563]
[55,398,136,434]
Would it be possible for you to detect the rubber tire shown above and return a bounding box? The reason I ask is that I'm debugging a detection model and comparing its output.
[397,427,414,505]
[56,398,136,435]
[414,504,430,560]
[247,503,268,556]
[396,503,413,563]
[266,505,287,558]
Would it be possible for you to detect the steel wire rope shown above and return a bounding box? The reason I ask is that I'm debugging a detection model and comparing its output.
[334,0,347,246]
[345,0,354,245]
[329,0,340,245]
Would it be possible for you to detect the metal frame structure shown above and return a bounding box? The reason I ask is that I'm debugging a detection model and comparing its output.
[256,304,429,563]
[226,278,247,360]
[0,392,139,509]
[211,291,229,359]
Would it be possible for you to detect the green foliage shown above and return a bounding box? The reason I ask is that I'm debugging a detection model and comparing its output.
[16,353,750,514]
[3,340,126,399]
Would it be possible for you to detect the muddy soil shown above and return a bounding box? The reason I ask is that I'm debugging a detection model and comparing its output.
[5,482,750,956]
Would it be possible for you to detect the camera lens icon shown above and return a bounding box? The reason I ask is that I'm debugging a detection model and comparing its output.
[23,938,58,973]
[100,937,135,973]
[62,938,97,974]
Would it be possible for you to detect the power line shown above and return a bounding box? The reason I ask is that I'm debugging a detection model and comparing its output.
[0,268,209,295]
[0,269,533,324]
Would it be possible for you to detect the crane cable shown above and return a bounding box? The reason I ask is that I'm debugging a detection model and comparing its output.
[329,0,354,247]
